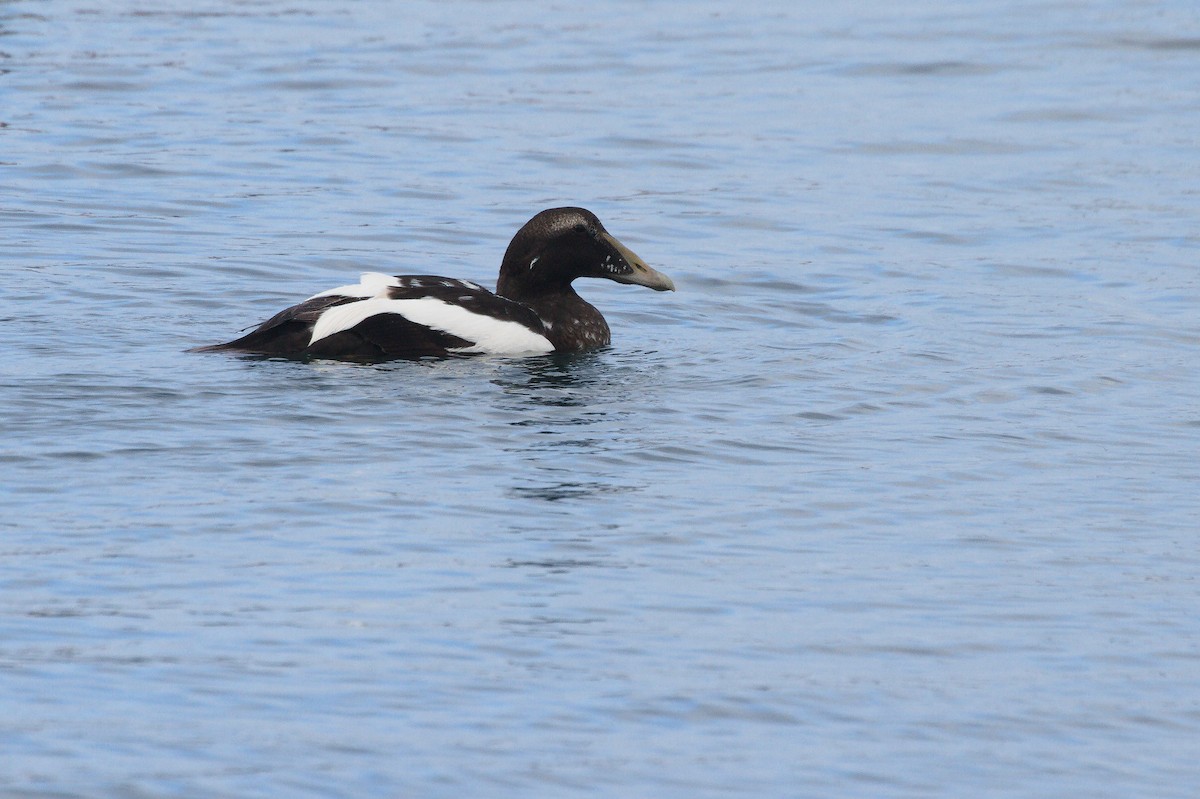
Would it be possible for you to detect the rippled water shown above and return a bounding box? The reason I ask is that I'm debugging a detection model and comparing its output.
[4,1,1200,796]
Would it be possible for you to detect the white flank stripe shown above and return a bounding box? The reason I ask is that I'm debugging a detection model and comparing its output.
[309,296,554,355]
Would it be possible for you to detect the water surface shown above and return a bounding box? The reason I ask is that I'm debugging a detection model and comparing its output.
[3,1,1199,797]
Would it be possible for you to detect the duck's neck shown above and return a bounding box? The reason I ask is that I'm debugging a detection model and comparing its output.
[503,284,611,352]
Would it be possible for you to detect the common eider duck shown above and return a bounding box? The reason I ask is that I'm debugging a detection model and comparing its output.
[194,207,675,360]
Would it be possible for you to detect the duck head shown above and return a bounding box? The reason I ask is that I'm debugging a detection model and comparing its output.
[497,207,675,299]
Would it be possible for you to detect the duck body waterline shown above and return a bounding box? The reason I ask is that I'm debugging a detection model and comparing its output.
[194,207,675,361]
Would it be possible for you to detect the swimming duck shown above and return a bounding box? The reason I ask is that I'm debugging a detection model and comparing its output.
[194,207,675,360]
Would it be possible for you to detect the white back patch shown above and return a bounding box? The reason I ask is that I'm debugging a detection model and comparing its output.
[309,296,554,355]
[307,272,399,300]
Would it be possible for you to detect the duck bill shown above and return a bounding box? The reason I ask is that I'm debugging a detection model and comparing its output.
[601,231,676,292]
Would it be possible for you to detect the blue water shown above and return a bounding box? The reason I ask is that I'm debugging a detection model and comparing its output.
[3,1,1200,796]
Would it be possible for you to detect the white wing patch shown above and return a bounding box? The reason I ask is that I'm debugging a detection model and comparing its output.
[308,295,553,355]
[303,272,552,355]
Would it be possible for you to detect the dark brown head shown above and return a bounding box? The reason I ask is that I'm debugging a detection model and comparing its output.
[496,207,675,301]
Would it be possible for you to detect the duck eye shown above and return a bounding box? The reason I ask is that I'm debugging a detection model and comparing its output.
[573,223,587,234]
